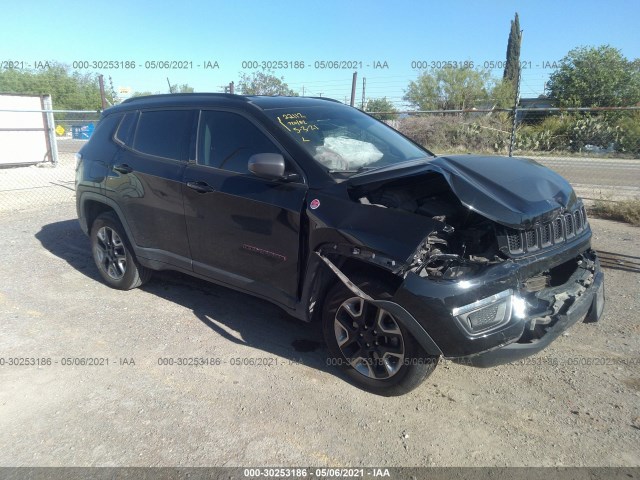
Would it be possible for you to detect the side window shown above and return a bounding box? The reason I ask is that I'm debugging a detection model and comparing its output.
[198,110,281,174]
[78,113,122,158]
[88,113,122,144]
[133,110,196,161]
[114,111,138,147]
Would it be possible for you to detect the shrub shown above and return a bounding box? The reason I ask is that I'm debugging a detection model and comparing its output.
[568,115,622,152]
[396,114,511,154]
[395,112,638,156]
[590,198,640,226]
[615,112,640,154]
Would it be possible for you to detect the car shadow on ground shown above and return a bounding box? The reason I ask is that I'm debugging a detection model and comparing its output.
[35,219,348,383]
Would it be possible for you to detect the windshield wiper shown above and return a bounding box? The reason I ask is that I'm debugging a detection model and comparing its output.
[356,165,379,172]
[327,165,379,174]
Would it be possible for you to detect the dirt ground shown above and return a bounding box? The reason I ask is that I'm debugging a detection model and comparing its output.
[0,203,638,468]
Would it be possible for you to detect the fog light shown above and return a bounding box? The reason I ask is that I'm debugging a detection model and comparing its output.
[452,289,513,335]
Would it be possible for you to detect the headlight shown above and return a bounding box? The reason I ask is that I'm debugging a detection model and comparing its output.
[452,290,526,336]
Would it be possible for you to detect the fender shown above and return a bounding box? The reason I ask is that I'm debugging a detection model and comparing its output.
[77,191,192,271]
[315,252,443,356]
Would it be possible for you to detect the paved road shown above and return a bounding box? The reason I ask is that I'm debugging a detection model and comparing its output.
[531,156,640,187]
[529,156,640,199]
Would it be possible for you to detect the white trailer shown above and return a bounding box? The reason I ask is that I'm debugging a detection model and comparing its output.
[0,93,58,166]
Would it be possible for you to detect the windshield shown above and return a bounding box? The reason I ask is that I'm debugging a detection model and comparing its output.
[264,105,431,173]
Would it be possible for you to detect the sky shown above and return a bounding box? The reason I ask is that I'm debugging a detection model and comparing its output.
[1,0,639,108]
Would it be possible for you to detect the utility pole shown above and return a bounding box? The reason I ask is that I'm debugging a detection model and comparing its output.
[229,81,234,94]
[361,77,366,110]
[98,75,107,110]
[350,72,357,106]
[167,77,174,93]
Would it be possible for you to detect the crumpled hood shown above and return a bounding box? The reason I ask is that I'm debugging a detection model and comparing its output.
[349,155,578,230]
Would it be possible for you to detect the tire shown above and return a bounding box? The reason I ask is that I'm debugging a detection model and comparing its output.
[322,276,438,396]
[90,212,152,290]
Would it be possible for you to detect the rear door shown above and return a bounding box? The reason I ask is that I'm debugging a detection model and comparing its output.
[182,109,307,306]
[106,109,197,269]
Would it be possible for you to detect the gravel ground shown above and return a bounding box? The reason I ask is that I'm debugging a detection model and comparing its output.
[0,202,638,468]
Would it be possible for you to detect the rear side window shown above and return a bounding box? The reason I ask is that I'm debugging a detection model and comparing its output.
[114,111,138,146]
[87,114,122,145]
[79,113,122,158]
[133,110,196,161]
[198,110,281,173]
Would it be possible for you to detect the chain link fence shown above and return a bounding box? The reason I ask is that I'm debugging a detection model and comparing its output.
[0,106,638,214]
[0,110,99,212]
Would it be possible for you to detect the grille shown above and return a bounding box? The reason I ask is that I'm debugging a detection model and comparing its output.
[525,230,538,251]
[565,213,574,237]
[541,223,552,246]
[507,232,523,252]
[502,204,588,256]
[574,210,583,231]
[553,217,563,241]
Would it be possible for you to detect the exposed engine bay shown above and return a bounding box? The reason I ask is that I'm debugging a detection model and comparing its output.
[349,173,506,279]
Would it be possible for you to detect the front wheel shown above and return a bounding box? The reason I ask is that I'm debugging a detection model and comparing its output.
[322,278,438,396]
[90,212,152,290]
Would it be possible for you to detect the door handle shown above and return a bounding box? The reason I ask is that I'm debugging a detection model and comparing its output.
[113,163,133,174]
[186,181,215,193]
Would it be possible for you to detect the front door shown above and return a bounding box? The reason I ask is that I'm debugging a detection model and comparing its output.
[182,110,307,306]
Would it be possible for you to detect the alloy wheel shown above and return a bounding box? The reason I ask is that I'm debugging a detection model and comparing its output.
[95,226,127,280]
[334,297,405,379]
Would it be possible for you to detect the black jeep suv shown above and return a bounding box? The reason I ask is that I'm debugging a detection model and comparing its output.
[75,93,605,395]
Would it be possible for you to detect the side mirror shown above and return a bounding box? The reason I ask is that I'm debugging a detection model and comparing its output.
[248,153,286,180]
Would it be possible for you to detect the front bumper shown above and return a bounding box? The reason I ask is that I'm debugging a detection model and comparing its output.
[461,267,604,367]
[391,237,605,364]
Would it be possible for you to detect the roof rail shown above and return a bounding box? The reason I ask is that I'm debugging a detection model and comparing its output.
[306,96,342,104]
[121,92,243,104]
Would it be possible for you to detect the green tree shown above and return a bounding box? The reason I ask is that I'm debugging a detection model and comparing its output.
[490,78,516,109]
[503,13,522,89]
[131,91,156,97]
[0,63,113,109]
[547,45,640,107]
[365,97,398,120]
[404,67,490,110]
[169,83,194,93]
[237,71,297,96]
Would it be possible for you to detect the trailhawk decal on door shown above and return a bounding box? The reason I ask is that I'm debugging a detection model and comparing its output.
[241,244,287,262]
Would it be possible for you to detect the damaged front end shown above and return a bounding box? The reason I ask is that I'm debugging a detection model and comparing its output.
[312,155,605,366]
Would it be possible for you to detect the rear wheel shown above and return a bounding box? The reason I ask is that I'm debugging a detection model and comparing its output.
[322,277,438,396]
[90,212,152,290]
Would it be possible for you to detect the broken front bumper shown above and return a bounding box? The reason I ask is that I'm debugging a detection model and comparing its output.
[390,240,605,366]
[460,266,604,367]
